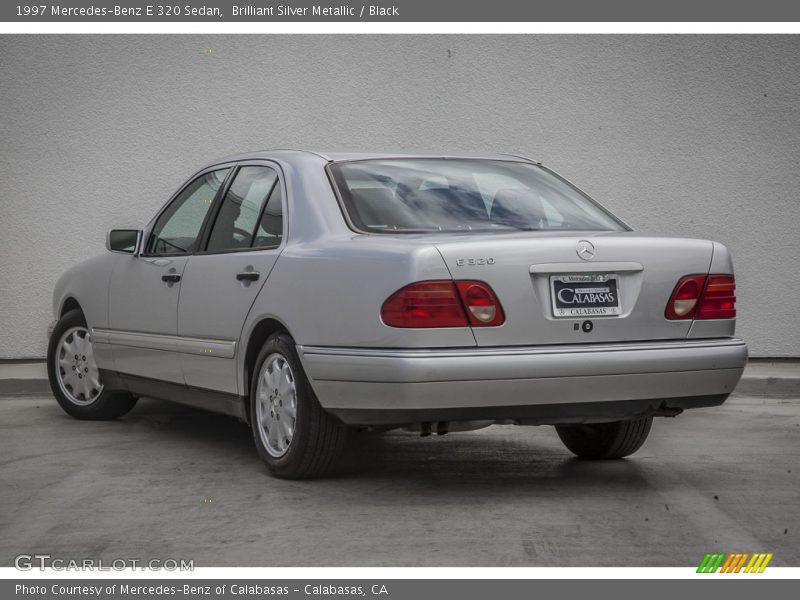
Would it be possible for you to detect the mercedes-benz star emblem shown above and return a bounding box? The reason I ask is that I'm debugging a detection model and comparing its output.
[576,240,595,261]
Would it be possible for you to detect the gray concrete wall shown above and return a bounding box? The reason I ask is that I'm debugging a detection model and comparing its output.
[1,35,798,358]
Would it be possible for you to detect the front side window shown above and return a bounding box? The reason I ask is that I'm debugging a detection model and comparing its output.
[206,166,282,252]
[149,169,230,254]
[329,159,626,234]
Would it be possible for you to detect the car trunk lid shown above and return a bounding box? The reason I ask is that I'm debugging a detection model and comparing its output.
[432,232,715,346]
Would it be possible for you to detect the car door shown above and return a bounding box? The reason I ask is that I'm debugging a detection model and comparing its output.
[177,162,286,394]
[107,167,231,384]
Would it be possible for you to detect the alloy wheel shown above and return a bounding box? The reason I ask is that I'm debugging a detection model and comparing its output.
[256,353,298,458]
[55,326,104,406]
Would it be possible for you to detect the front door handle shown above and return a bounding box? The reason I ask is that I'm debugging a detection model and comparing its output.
[161,273,182,283]
[236,271,260,282]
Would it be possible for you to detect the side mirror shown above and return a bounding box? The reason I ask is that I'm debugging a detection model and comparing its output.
[107,229,142,254]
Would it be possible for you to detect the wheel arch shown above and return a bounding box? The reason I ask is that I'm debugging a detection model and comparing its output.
[60,297,84,318]
[241,317,292,421]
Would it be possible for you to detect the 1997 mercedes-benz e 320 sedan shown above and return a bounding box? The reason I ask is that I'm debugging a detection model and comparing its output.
[48,151,747,478]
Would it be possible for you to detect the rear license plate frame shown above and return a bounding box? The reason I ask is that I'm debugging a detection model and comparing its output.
[550,273,621,318]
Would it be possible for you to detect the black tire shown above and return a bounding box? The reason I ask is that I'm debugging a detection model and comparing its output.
[555,417,653,459]
[47,309,138,420]
[250,332,348,479]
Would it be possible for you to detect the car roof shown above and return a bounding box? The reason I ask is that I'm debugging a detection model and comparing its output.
[207,149,538,168]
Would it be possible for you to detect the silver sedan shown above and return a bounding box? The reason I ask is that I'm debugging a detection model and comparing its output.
[47,151,747,478]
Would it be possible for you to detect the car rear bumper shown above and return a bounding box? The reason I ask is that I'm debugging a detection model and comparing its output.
[297,338,748,426]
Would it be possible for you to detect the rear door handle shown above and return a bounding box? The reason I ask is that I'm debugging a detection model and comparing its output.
[236,271,260,282]
[161,273,182,283]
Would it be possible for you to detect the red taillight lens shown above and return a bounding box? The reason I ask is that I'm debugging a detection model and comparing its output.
[455,281,505,327]
[665,275,705,319]
[696,275,736,319]
[381,280,505,328]
[665,274,736,320]
[381,281,468,328]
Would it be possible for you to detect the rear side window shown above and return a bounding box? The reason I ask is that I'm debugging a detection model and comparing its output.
[253,181,283,248]
[329,159,626,234]
[149,169,229,255]
[206,166,282,252]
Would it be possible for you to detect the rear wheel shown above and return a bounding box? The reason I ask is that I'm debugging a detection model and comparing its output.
[47,309,137,420]
[250,332,348,479]
[555,417,652,459]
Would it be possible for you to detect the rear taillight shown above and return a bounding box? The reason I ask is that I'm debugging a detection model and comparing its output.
[455,281,506,327]
[665,274,736,320]
[696,275,736,319]
[665,275,705,319]
[381,280,505,328]
[380,281,467,328]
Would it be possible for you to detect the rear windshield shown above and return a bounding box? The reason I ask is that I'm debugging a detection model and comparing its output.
[328,159,627,234]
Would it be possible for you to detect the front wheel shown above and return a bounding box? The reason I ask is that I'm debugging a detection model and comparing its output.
[47,309,138,420]
[555,417,653,459]
[250,332,347,479]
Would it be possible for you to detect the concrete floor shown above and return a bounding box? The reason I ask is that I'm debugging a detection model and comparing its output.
[0,393,797,567]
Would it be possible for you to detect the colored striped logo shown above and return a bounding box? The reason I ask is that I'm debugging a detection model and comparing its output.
[697,552,773,573]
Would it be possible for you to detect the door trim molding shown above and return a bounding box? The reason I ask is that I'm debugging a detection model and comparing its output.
[93,328,236,359]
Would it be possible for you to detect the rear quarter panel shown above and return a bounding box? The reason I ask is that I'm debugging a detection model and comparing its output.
[240,237,475,349]
[688,241,738,339]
